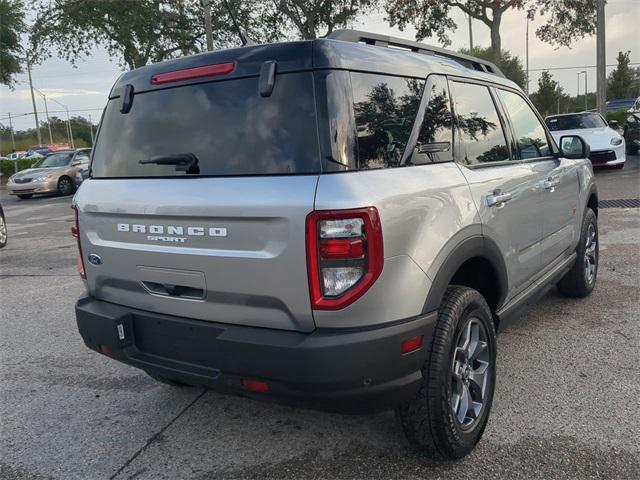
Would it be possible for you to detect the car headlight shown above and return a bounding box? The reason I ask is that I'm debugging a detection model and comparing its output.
[611,137,623,146]
[34,175,49,182]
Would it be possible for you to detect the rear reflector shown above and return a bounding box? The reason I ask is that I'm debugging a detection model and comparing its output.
[320,238,365,259]
[401,336,423,354]
[151,62,235,85]
[241,379,269,393]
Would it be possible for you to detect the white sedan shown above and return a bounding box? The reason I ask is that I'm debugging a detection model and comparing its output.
[545,112,625,169]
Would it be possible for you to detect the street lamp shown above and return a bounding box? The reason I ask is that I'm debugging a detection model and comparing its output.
[50,98,74,148]
[577,71,588,111]
[33,88,53,144]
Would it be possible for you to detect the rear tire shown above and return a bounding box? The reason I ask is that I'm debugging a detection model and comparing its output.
[396,286,496,460]
[17,194,33,199]
[146,371,191,387]
[557,208,598,298]
[57,176,74,196]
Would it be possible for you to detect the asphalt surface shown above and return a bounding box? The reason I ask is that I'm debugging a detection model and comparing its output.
[1,158,639,480]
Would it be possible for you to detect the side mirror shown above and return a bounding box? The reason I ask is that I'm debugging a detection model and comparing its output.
[71,161,82,166]
[608,120,619,129]
[559,135,590,160]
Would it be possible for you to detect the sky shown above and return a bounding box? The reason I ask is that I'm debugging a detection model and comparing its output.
[1,0,639,132]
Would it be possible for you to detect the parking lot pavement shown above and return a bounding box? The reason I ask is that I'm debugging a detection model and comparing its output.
[1,160,639,480]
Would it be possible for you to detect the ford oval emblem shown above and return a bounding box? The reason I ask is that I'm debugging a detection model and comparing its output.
[87,254,102,266]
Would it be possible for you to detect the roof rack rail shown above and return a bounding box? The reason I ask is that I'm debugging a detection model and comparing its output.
[326,29,505,78]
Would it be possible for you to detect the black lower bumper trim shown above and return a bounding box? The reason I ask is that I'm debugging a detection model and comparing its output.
[75,295,437,412]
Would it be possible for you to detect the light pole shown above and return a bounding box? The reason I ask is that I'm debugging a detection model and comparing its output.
[596,0,606,116]
[582,70,588,111]
[50,98,74,148]
[34,88,53,144]
[525,15,529,95]
[7,112,16,151]
[577,71,588,111]
[202,0,213,51]
[88,114,95,146]
[26,53,42,145]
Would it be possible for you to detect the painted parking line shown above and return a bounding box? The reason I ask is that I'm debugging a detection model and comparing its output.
[6,222,50,230]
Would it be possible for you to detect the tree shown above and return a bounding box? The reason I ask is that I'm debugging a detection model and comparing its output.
[30,1,282,69]
[459,47,526,89]
[275,0,377,39]
[530,71,561,117]
[385,0,597,58]
[0,0,26,88]
[607,51,640,100]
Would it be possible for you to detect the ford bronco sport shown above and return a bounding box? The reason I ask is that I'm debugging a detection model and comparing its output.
[73,31,598,459]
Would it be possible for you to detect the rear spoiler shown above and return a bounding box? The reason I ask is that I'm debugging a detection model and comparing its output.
[327,29,505,78]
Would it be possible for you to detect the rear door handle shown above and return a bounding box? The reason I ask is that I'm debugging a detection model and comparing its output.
[486,191,513,207]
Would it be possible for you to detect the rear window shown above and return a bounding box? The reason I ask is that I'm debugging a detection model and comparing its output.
[91,72,320,177]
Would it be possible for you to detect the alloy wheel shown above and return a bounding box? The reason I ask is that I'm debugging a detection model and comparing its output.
[450,318,491,430]
[59,177,73,195]
[584,223,597,284]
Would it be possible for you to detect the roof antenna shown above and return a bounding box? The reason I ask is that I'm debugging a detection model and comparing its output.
[222,0,252,46]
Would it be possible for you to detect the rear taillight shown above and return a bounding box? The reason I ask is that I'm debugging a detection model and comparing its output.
[306,207,383,310]
[71,205,86,279]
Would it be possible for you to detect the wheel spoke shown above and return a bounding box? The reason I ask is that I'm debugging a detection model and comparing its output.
[457,383,470,424]
[452,360,463,380]
[469,340,487,362]
[451,378,462,413]
[469,361,488,399]
[460,322,472,353]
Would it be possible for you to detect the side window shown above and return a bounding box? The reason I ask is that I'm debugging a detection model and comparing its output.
[497,89,550,159]
[449,81,510,165]
[351,72,424,169]
[413,75,453,163]
[75,152,90,164]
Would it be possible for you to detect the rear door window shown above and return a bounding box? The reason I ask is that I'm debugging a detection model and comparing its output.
[412,75,453,163]
[449,82,510,165]
[351,73,424,169]
[91,72,320,177]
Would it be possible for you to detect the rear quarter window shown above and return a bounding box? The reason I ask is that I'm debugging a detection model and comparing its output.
[351,72,424,170]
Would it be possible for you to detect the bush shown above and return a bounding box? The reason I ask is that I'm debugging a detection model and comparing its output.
[606,110,628,127]
[0,158,41,178]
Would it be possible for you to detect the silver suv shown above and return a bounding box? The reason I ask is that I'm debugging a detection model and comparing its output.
[73,31,598,459]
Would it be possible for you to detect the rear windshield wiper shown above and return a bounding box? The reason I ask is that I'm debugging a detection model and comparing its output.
[139,153,200,174]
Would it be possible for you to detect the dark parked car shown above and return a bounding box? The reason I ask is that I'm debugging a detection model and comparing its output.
[624,113,640,155]
[606,98,637,112]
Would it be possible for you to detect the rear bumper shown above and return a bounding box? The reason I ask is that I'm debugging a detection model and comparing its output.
[75,295,437,412]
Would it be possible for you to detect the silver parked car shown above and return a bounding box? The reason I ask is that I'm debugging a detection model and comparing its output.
[7,149,91,199]
[73,31,598,459]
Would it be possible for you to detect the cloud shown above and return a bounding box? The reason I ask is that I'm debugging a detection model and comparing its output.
[13,88,106,101]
